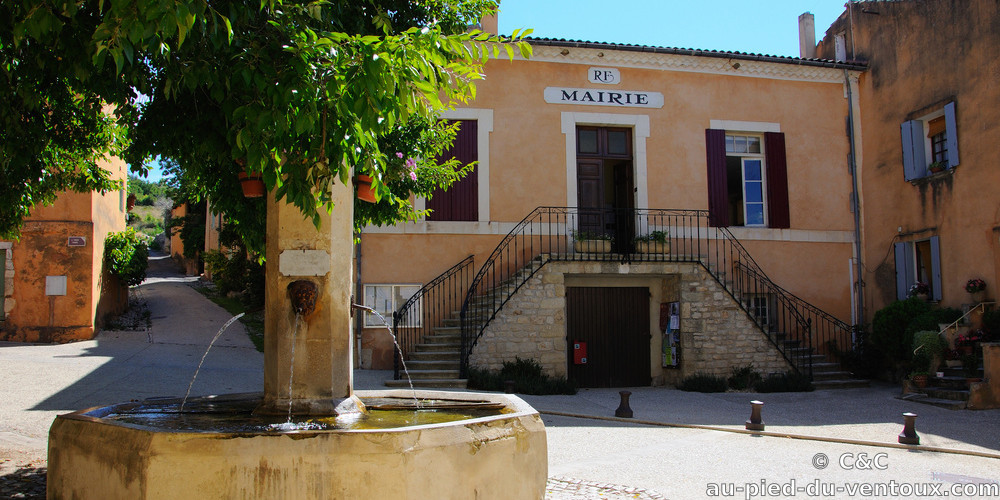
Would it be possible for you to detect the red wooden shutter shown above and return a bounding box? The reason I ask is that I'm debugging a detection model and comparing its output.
[428,120,478,221]
[764,132,790,229]
[705,129,729,227]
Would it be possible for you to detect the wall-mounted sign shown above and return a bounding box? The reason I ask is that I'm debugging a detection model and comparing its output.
[67,236,86,247]
[544,87,664,109]
[588,67,620,85]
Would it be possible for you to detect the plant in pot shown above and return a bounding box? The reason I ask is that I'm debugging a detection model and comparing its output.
[928,160,948,173]
[909,350,931,389]
[944,348,963,369]
[635,230,669,254]
[572,230,612,253]
[912,330,948,376]
[965,278,987,302]
[907,281,930,301]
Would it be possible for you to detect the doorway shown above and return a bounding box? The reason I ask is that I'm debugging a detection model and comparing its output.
[576,126,635,252]
[566,286,651,388]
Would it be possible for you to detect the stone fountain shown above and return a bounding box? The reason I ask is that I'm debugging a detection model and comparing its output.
[46,180,547,499]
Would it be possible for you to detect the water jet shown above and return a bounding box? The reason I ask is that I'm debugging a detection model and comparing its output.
[47,180,547,499]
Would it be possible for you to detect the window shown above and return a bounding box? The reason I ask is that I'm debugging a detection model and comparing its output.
[427,120,478,221]
[705,129,789,228]
[895,236,942,301]
[901,101,959,180]
[363,284,420,327]
[744,294,776,332]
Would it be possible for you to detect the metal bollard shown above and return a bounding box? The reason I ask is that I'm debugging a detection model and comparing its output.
[745,400,765,431]
[615,391,633,418]
[898,412,920,445]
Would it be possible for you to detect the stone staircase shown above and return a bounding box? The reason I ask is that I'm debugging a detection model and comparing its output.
[899,368,982,410]
[384,321,467,389]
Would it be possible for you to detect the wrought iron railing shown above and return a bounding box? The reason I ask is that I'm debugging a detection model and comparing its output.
[392,255,474,380]
[458,207,855,379]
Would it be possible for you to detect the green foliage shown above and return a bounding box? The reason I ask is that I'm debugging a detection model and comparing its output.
[1,0,531,254]
[572,230,612,241]
[127,175,168,206]
[982,309,1000,336]
[909,351,931,375]
[636,230,668,243]
[754,371,814,393]
[870,298,932,364]
[677,373,728,392]
[727,364,762,391]
[912,330,947,360]
[202,226,265,310]
[104,228,149,287]
[467,357,577,395]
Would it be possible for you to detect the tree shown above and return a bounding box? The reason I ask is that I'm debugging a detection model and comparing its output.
[1,0,530,252]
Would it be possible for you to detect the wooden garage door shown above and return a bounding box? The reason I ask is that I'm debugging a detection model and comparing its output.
[566,287,650,388]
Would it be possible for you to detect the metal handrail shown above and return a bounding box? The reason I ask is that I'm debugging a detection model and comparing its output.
[457,207,855,379]
[938,301,997,337]
[391,255,474,380]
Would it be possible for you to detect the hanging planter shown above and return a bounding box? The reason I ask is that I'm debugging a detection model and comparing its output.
[238,171,265,198]
[356,174,377,203]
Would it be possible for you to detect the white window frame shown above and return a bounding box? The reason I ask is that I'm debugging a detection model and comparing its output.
[362,284,421,327]
[902,101,959,181]
[725,133,768,228]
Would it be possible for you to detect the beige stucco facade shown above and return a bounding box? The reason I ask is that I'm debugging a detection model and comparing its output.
[1,157,128,342]
[818,0,1000,322]
[358,39,863,380]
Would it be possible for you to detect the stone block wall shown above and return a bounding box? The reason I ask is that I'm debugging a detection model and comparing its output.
[468,259,791,385]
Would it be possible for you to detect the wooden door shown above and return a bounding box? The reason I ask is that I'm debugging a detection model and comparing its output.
[566,287,651,388]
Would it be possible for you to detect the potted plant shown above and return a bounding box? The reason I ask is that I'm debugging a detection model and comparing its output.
[928,160,948,173]
[572,230,612,253]
[912,330,947,375]
[909,350,931,388]
[908,281,930,301]
[635,230,669,254]
[944,348,963,368]
[965,278,987,302]
[238,171,266,198]
[355,174,377,203]
[956,330,983,356]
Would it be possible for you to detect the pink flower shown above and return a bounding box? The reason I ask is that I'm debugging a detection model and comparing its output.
[405,158,417,168]
[395,152,404,159]
[409,171,417,181]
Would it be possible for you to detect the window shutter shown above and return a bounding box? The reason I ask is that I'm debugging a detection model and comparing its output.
[764,132,790,229]
[900,120,925,181]
[944,102,960,168]
[930,236,942,301]
[705,129,729,227]
[894,242,915,301]
[428,120,478,221]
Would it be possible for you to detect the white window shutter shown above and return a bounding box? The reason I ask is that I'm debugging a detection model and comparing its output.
[945,102,959,168]
[900,120,925,181]
[930,236,942,301]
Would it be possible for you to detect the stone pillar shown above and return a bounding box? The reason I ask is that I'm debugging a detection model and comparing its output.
[968,342,1000,410]
[258,179,357,415]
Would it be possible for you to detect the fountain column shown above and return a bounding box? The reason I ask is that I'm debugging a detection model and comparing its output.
[259,178,357,415]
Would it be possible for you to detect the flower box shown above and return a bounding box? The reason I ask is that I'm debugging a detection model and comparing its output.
[573,240,611,253]
[636,240,669,254]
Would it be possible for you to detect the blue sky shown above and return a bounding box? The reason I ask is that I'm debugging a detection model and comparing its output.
[143,1,847,182]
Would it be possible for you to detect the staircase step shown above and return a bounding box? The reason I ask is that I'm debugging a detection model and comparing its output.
[414,343,461,352]
[809,362,842,373]
[897,393,967,410]
[409,351,460,361]
[404,369,461,380]
[811,370,854,381]
[812,379,870,390]
[406,360,460,370]
[932,375,971,390]
[384,379,468,389]
[922,387,971,402]
[424,332,461,343]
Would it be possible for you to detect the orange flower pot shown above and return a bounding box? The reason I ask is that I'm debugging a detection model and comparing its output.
[356,174,377,203]
[238,171,265,198]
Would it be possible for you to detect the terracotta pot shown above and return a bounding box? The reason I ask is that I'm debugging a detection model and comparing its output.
[238,172,265,198]
[356,174,377,203]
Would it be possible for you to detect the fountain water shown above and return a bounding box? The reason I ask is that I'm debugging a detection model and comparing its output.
[47,180,547,499]
[354,303,421,407]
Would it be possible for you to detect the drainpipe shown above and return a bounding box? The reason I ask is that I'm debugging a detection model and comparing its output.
[354,236,363,368]
[844,69,865,337]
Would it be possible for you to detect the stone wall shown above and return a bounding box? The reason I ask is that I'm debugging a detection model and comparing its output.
[468,259,791,385]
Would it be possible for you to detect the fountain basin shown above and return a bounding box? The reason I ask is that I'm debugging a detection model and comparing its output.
[47,389,547,499]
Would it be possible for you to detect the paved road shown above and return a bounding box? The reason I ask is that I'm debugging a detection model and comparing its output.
[1,252,998,499]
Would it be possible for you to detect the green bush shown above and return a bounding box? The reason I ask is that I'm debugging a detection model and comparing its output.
[203,249,265,310]
[755,371,814,393]
[467,357,576,395]
[727,364,762,391]
[677,373,728,392]
[982,309,1000,340]
[104,228,149,287]
[870,298,932,364]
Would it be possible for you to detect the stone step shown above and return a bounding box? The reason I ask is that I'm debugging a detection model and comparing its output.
[811,370,854,381]
[384,379,468,389]
[931,375,971,390]
[922,387,971,402]
[414,343,461,352]
[812,379,870,390]
[424,332,461,343]
[897,393,967,410]
[409,351,460,362]
[404,369,461,380]
[406,360,460,370]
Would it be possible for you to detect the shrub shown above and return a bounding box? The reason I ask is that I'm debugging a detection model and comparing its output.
[104,228,149,287]
[982,309,1000,340]
[677,373,728,393]
[203,249,265,310]
[870,298,932,364]
[727,364,762,391]
[755,371,814,393]
[467,357,576,395]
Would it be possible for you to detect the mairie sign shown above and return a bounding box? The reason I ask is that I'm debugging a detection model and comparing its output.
[544,87,664,108]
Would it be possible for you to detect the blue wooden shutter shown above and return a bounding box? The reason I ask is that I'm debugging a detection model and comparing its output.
[894,242,915,300]
[930,236,942,301]
[944,102,960,168]
[764,132,790,229]
[705,129,729,227]
[900,120,925,181]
